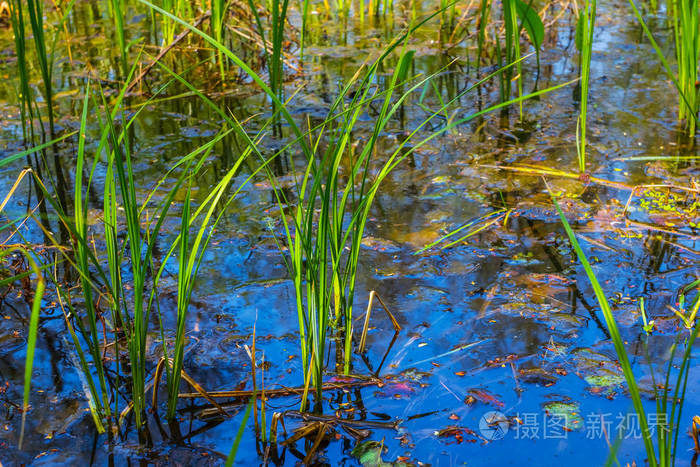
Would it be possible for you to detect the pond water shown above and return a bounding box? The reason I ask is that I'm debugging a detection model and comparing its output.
[0,0,699,465]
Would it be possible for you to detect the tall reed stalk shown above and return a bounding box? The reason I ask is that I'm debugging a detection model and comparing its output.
[628,0,699,135]
[300,0,310,60]
[477,0,492,67]
[247,0,289,124]
[110,0,129,78]
[670,0,699,134]
[440,0,457,40]
[334,0,350,17]
[576,0,597,172]
[25,0,55,137]
[497,0,544,118]
[8,0,34,143]
[212,0,227,77]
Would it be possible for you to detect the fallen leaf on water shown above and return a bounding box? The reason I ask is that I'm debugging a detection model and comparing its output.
[518,367,558,387]
[435,426,478,444]
[374,382,416,399]
[464,389,504,408]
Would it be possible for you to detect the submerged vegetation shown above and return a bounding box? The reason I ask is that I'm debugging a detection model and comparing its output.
[0,0,698,465]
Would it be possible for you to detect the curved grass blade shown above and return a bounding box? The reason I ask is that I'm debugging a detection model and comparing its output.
[12,249,46,449]
[550,190,657,466]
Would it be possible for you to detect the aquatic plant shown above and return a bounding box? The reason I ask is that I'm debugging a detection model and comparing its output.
[262,47,573,405]
[212,0,227,77]
[627,0,699,134]
[500,0,523,114]
[135,0,336,404]
[164,130,255,420]
[4,0,698,463]
[142,3,475,402]
[25,0,56,137]
[12,69,256,431]
[497,0,544,117]
[554,193,699,467]
[161,0,192,46]
[267,49,421,403]
[109,0,129,78]
[368,0,387,16]
[9,0,74,140]
[258,13,458,402]
[477,0,492,67]
[246,0,290,123]
[440,0,457,41]
[7,0,33,143]
[669,0,699,135]
[225,397,254,466]
[300,0,310,59]
[0,247,45,449]
[576,0,597,172]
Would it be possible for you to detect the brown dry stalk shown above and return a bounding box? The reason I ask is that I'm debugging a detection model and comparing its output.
[178,377,382,399]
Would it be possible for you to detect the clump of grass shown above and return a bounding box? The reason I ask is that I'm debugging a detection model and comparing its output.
[163,129,254,420]
[109,0,128,78]
[246,0,290,124]
[7,0,34,143]
[669,0,699,134]
[25,0,56,137]
[161,0,192,46]
[496,0,544,118]
[267,48,420,402]
[257,12,457,403]
[16,70,254,431]
[260,35,573,404]
[627,0,699,135]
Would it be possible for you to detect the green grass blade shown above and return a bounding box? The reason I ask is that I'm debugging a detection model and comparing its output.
[551,193,657,466]
[17,250,46,449]
[225,396,254,467]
